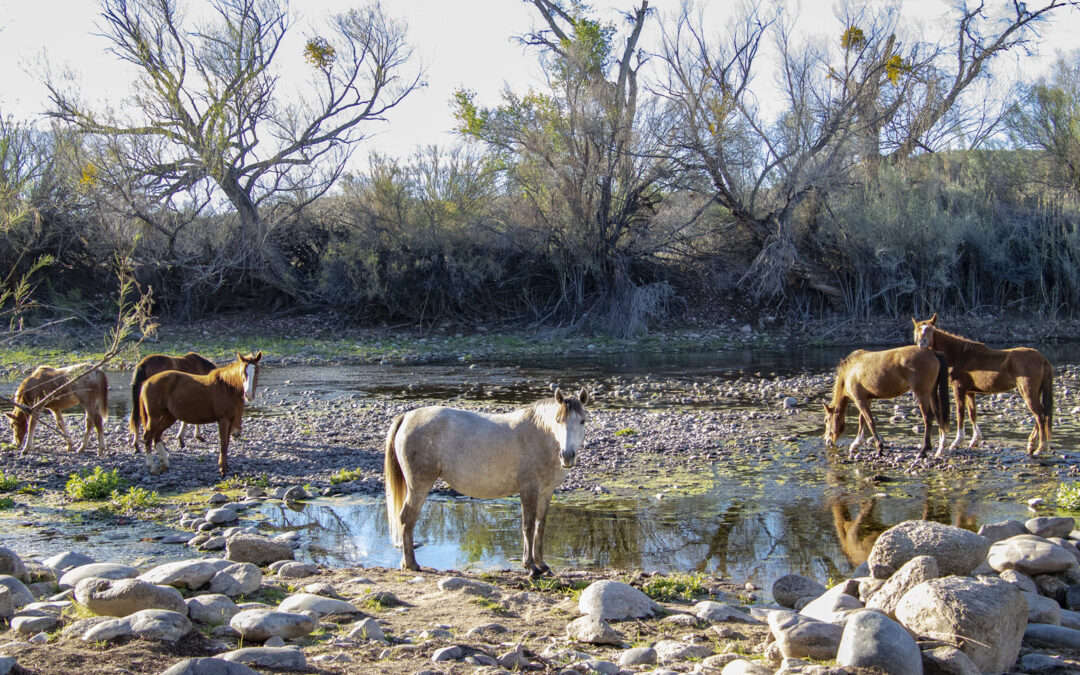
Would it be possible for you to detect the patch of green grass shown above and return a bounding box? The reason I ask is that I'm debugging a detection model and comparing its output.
[215,474,270,491]
[1058,481,1080,510]
[244,585,288,605]
[640,572,708,602]
[330,468,365,485]
[106,486,160,515]
[471,596,510,615]
[0,497,14,510]
[0,471,20,492]
[614,428,638,437]
[525,577,590,598]
[64,467,125,501]
[361,596,392,612]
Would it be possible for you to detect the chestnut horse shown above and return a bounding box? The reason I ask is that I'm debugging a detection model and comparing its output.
[385,388,589,577]
[129,351,217,450]
[913,314,1053,455]
[824,346,950,459]
[6,364,108,455]
[139,351,261,476]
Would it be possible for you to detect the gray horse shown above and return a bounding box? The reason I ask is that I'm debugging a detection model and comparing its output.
[385,388,590,577]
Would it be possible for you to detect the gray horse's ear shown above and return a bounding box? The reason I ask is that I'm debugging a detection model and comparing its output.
[554,388,564,403]
[929,313,938,325]
[578,388,589,405]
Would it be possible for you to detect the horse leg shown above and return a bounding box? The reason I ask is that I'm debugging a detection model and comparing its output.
[93,411,106,456]
[850,398,883,454]
[847,413,867,458]
[76,411,93,454]
[51,410,76,452]
[520,490,540,577]
[175,422,188,446]
[217,419,231,477]
[399,480,434,572]
[19,413,39,456]
[966,393,982,448]
[949,387,968,451]
[532,491,555,576]
[195,424,207,442]
[1017,380,1045,456]
[915,393,933,459]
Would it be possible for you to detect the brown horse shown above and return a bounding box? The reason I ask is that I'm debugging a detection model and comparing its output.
[6,364,108,455]
[139,351,262,476]
[129,352,217,450]
[913,314,1053,455]
[824,346,950,459]
[385,388,589,577]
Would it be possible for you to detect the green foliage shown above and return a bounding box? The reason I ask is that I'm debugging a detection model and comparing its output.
[0,497,14,510]
[1058,482,1080,510]
[64,467,125,501]
[0,471,20,492]
[640,572,707,602]
[471,596,510,615]
[329,468,365,485]
[107,486,160,515]
[215,474,270,491]
[614,428,638,437]
[840,25,867,50]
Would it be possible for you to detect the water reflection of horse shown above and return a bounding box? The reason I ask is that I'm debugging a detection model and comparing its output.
[913,314,1053,455]
[385,388,589,578]
[129,352,217,450]
[823,345,950,459]
[829,496,886,565]
[6,364,108,455]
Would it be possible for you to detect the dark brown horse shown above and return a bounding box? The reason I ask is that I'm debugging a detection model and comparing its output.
[6,364,108,455]
[129,352,217,450]
[139,351,261,476]
[824,345,950,459]
[913,314,1053,455]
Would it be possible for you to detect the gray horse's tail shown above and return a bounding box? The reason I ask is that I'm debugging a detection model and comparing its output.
[385,414,407,548]
[932,352,951,432]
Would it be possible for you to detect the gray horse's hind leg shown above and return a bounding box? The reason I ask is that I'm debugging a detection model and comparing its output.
[399,481,434,572]
[520,490,540,577]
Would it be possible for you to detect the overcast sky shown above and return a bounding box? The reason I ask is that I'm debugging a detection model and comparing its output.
[1,0,1076,161]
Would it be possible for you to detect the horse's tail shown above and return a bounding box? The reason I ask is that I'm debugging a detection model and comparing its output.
[1043,365,1054,441]
[932,352,951,432]
[138,382,152,447]
[97,371,109,422]
[384,413,407,548]
[129,362,148,437]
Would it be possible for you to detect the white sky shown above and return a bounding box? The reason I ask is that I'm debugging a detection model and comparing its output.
[0,0,1077,161]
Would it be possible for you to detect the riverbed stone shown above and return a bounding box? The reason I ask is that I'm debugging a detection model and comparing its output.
[799,580,863,624]
[0,576,34,609]
[348,617,385,641]
[577,580,660,620]
[1024,623,1080,650]
[654,639,713,663]
[207,563,262,598]
[205,507,239,525]
[58,563,137,588]
[159,657,262,675]
[566,615,622,645]
[988,534,1078,575]
[230,609,316,641]
[721,659,774,675]
[772,574,826,609]
[219,647,306,671]
[74,577,186,617]
[767,610,843,660]
[895,576,1026,673]
[438,576,496,595]
[275,562,318,579]
[41,551,94,572]
[865,555,939,618]
[0,548,26,582]
[999,568,1039,594]
[225,534,294,566]
[619,646,657,667]
[138,558,234,590]
[1027,516,1075,539]
[920,645,981,675]
[277,593,361,618]
[867,520,991,578]
[693,601,760,624]
[83,609,192,643]
[185,594,240,625]
[978,519,1029,543]
[835,610,920,675]
[1024,590,1062,625]
[11,614,57,634]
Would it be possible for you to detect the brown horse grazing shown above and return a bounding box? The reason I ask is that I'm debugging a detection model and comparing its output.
[6,364,108,455]
[824,346,950,459]
[129,352,217,450]
[913,314,1054,455]
[385,388,589,578]
[139,351,262,476]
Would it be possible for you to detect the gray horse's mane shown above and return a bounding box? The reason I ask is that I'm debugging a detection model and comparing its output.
[524,395,587,424]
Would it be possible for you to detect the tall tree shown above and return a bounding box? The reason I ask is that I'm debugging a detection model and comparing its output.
[1008,51,1080,192]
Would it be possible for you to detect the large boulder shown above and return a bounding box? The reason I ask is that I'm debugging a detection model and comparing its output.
[277,593,361,618]
[799,580,863,624]
[987,534,1078,576]
[977,519,1029,543]
[767,610,843,661]
[218,648,306,671]
[1027,516,1075,539]
[835,610,921,675]
[0,547,27,581]
[865,555,939,618]
[566,615,622,645]
[207,563,262,598]
[225,535,294,566]
[577,580,661,621]
[1023,591,1062,626]
[1023,623,1080,651]
[139,559,234,590]
[921,645,981,675]
[894,576,1026,674]
[867,520,990,578]
[74,577,186,617]
[772,574,826,609]
[230,609,315,641]
[42,551,94,572]
[82,609,192,643]
[0,576,34,609]
[59,563,138,588]
[186,595,240,625]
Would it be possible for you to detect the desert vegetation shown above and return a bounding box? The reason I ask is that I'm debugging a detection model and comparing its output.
[3,0,1080,337]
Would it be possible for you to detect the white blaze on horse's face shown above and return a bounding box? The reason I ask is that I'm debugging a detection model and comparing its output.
[243,363,257,402]
[916,324,933,349]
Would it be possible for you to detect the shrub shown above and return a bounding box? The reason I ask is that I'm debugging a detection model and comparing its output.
[640,572,707,602]
[65,467,125,501]
[329,468,365,485]
[1058,482,1080,510]
[107,486,160,515]
[0,471,20,492]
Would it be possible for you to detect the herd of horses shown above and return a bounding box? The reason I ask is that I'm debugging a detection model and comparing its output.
[3,314,1056,575]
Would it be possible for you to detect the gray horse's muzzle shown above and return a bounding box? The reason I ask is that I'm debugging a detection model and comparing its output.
[560,449,576,468]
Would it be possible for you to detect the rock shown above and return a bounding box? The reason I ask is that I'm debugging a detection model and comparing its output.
[219,647,306,671]
[74,577,186,617]
[0,657,13,675]
[348,617,385,641]
[1018,653,1079,673]
[577,580,660,620]
[159,657,262,675]
[654,639,713,663]
[497,644,528,670]
[438,576,497,595]
[1062,608,1080,630]
[566,615,622,645]
[41,551,94,572]
[0,548,26,581]
[225,534,294,566]
[772,574,826,609]
[11,615,57,634]
[721,659,774,674]
[138,559,234,590]
[128,609,193,641]
[659,612,698,627]
[693,600,761,624]
[431,646,464,662]
[865,555,939,618]
[161,533,195,544]
[867,520,991,578]
[277,593,361,618]
[835,610,921,675]
[895,576,1026,673]
[263,636,285,648]
[282,486,309,501]
[0,576,34,609]
[1024,623,1080,650]
[58,563,137,588]
[83,617,135,642]
[1024,590,1062,625]
[999,568,1038,594]
[198,536,226,551]
[977,519,1029,543]
[230,609,316,641]
[275,562,318,579]
[186,594,240,625]
[619,647,657,666]
[205,508,239,525]
[208,492,229,504]
[767,610,843,660]
[921,645,981,675]
[207,563,262,598]
[799,580,863,624]
[1027,516,1075,539]
[988,534,1077,575]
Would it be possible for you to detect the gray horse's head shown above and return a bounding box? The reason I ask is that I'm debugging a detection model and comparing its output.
[553,387,590,468]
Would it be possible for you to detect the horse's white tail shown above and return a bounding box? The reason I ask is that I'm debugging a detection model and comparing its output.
[384,414,407,547]
[96,371,109,422]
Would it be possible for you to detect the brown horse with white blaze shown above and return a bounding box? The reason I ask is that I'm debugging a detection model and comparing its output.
[385,388,589,578]
[139,351,261,476]
[913,314,1053,455]
[824,345,950,459]
[6,364,108,455]
[129,351,217,450]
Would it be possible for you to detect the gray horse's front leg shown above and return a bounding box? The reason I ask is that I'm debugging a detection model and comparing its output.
[52,410,77,452]
[532,492,554,576]
[520,491,542,578]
